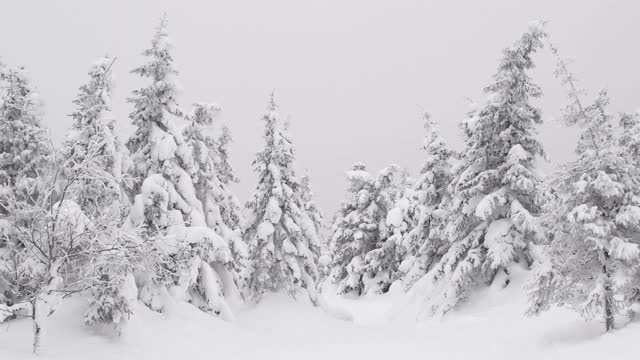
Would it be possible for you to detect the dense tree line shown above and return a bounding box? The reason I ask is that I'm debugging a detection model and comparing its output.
[1,17,639,354]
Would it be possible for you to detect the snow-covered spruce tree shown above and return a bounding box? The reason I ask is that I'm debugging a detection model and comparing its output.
[329,163,402,295]
[0,66,52,309]
[401,113,454,289]
[0,66,52,202]
[300,171,325,246]
[413,23,547,317]
[329,163,377,296]
[183,102,247,291]
[214,124,244,229]
[362,167,415,293]
[243,94,321,303]
[526,47,640,332]
[299,171,330,277]
[125,16,233,318]
[62,56,131,216]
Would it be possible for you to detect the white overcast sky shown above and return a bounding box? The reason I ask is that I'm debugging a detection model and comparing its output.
[1,0,639,214]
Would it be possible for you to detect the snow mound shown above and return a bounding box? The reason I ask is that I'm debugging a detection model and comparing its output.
[1,277,639,360]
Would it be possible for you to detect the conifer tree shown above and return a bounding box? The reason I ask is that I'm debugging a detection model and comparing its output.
[125,16,233,318]
[62,56,130,216]
[362,167,413,293]
[329,163,400,295]
[0,65,52,284]
[300,171,325,241]
[243,94,321,303]
[126,14,206,234]
[0,66,51,194]
[183,102,247,288]
[214,124,244,230]
[526,47,640,332]
[414,23,547,316]
[401,113,453,289]
[216,125,239,184]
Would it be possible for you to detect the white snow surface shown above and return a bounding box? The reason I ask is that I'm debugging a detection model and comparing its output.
[385,207,403,228]
[0,270,637,359]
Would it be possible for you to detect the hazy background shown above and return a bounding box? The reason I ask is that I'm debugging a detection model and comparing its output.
[1,0,639,215]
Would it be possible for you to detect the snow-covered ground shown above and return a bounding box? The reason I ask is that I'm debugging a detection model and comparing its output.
[1,272,637,360]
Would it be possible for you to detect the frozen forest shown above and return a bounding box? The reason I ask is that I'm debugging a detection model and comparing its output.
[1,3,640,360]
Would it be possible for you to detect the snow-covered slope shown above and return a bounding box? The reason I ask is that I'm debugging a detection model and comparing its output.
[1,271,638,359]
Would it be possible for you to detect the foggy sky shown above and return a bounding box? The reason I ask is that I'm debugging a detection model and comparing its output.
[1,0,639,215]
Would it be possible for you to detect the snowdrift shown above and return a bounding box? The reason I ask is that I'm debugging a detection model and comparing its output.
[1,271,638,360]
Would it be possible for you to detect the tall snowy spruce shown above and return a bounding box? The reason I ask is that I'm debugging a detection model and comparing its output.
[243,94,321,303]
[401,113,453,289]
[526,48,640,332]
[125,16,234,318]
[412,23,547,317]
[328,163,403,295]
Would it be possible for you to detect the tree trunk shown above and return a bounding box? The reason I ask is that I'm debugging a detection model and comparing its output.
[602,250,614,332]
[32,302,41,355]
[604,289,614,332]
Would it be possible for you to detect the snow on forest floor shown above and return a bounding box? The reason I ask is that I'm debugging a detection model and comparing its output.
[1,272,638,360]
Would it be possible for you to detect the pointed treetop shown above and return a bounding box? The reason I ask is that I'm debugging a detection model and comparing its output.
[352,162,366,171]
[155,13,169,41]
[131,14,176,84]
[267,89,278,111]
[421,112,439,142]
[189,102,221,126]
[301,168,311,181]
[0,58,6,80]
[148,14,171,55]
[70,56,116,130]
[2,67,43,122]
[488,23,546,97]
[500,21,546,70]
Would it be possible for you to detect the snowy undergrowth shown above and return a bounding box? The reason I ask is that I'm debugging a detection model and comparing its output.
[1,270,638,360]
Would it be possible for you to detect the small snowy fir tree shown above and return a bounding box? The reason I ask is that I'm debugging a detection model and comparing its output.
[413,23,547,317]
[62,56,130,216]
[526,47,640,332]
[299,171,329,277]
[125,16,233,318]
[329,163,402,295]
[243,94,321,303]
[300,171,325,245]
[362,167,414,293]
[401,113,453,289]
